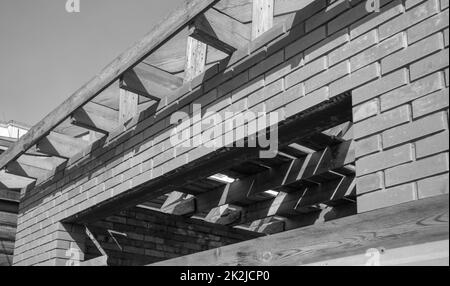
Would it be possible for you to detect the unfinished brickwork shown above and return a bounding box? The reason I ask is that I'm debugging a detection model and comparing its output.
[11,0,449,265]
[84,207,261,266]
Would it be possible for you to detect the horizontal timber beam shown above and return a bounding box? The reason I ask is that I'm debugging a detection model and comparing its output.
[190,8,251,54]
[0,0,220,170]
[152,194,449,266]
[0,170,35,189]
[5,161,51,180]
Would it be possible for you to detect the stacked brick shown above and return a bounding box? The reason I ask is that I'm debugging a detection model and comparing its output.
[352,0,449,212]
[12,0,449,265]
[85,207,262,266]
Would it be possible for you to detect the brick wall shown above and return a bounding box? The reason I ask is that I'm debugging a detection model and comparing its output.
[352,0,449,212]
[84,207,262,266]
[12,0,449,265]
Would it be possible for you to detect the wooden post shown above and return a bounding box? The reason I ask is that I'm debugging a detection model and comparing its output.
[119,89,139,125]
[251,0,274,40]
[184,36,207,82]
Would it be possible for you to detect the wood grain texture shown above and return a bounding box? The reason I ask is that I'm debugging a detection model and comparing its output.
[0,0,220,170]
[191,8,251,53]
[36,132,89,158]
[151,194,449,266]
[252,0,274,39]
[119,90,139,125]
[184,36,208,82]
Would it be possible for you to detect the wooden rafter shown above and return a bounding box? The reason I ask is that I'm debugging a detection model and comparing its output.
[190,8,251,54]
[36,132,89,158]
[0,0,220,170]
[120,63,183,100]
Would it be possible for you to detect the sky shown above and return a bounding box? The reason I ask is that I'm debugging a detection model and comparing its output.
[0,0,183,125]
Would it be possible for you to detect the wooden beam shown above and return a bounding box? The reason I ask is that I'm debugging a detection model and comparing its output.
[36,132,89,158]
[237,217,285,234]
[194,140,354,214]
[16,154,64,171]
[251,0,274,39]
[243,176,355,224]
[152,194,449,266]
[0,0,220,170]
[184,36,207,82]
[190,8,251,54]
[5,161,51,180]
[0,189,20,202]
[71,102,119,133]
[161,191,196,216]
[121,63,183,100]
[119,90,139,125]
[205,204,243,225]
[0,170,34,189]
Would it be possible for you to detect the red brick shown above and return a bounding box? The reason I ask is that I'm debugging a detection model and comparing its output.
[382,33,443,74]
[353,98,379,122]
[218,71,249,97]
[355,134,382,158]
[330,62,380,97]
[354,105,410,139]
[379,0,440,40]
[285,26,327,59]
[329,29,377,67]
[382,111,448,148]
[416,130,449,158]
[304,61,349,94]
[356,172,384,195]
[407,9,449,44]
[417,173,449,198]
[350,0,404,39]
[405,0,427,9]
[351,32,405,72]
[304,29,349,63]
[285,56,327,88]
[380,72,443,111]
[412,88,449,118]
[248,79,284,108]
[231,75,264,102]
[385,152,449,186]
[446,68,450,86]
[357,183,417,213]
[410,48,449,81]
[356,144,414,176]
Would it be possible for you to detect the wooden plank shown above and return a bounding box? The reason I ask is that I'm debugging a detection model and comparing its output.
[0,0,220,170]
[119,90,139,125]
[0,254,13,266]
[0,224,16,241]
[205,204,243,225]
[151,194,449,266]
[121,63,183,100]
[243,176,355,223]
[17,154,65,171]
[251,0,274,39]
[0,201,18,214]
[36,132,89,158]
[190,8,251,54]
[214,0,253,23]
[0,211,17,226]
[71,102,119,133]
[6,161,51,180]
[193,141,354,214]
[306,239,449,266]
[184,36,208,82]
[0,170,34,189]
[0,189,20,202]
[161,191,196,216]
